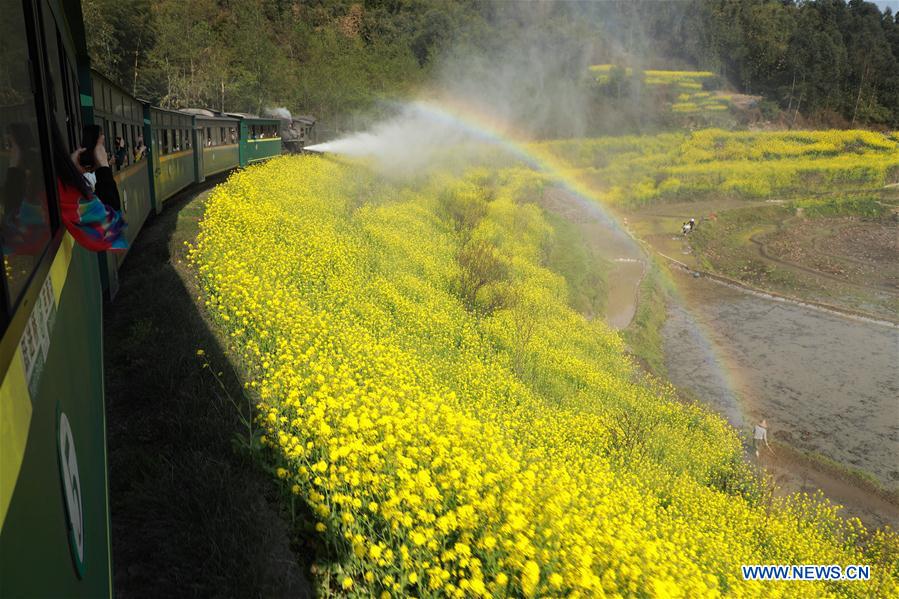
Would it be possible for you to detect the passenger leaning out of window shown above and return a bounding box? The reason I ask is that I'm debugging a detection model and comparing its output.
[53,121,127,252]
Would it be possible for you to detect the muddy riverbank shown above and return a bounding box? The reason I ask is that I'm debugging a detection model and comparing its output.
[544,188,899,527]
[662,268,899,525]
[541,188,646,329]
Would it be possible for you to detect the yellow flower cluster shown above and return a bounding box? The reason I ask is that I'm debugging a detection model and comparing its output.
[190,156,897,597]
[537,129,899,207]
[589,65,728,113]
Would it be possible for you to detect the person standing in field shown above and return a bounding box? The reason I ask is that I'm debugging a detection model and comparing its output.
[753,419,773,459]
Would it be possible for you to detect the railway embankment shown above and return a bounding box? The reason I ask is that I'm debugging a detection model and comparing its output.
[102,179,312,597]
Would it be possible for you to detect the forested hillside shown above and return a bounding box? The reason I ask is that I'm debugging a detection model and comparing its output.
[83,0,899,135]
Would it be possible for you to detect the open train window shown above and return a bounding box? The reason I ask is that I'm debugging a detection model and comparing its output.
[121,123,130,169]
[0,0,57,317]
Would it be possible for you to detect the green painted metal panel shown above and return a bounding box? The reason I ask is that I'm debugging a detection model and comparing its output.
[192,129,204,184]
[202,145,239,178]
[142,104,158,214]
[0,246,110,597]
[245,138,281,164]
[111,161,152,267]
[238,120,249,168]
[152,150,195,204]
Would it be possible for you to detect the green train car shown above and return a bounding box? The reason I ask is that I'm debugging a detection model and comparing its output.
[0,0,112,595]
[88,71,154,297]
[1,1,286,594]
[181,109,241,182]
[148,107,196,208]
[233,114,281,167]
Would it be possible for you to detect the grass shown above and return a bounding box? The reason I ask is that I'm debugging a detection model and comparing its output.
[621,261,671,377]
[686,193,898,320]
[540,211,609,319]
[103,177,313,598]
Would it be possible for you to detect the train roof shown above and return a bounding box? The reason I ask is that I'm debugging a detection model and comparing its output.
[225,112,279,124]
[180,108,239,122]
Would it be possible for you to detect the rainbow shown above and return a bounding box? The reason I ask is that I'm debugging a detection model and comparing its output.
[415,96,754,428]
[315,95,757,432]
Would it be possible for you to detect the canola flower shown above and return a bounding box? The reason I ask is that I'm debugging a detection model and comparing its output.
[589,65,729,114]
[536,129,899,207]
[190,156,898,597]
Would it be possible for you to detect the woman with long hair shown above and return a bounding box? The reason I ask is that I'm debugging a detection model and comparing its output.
[51,120,127,252]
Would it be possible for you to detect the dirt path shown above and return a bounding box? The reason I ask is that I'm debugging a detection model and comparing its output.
[763,448,899,530]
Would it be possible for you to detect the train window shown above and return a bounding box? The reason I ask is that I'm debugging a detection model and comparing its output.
[104,119,112,157]
[57,32,79,146]
[229,127,236,144]
[220,127,226,144]
[132,125,142,161]
[121,125,129,169]
[161,129,169,155]
[0,0,55,311]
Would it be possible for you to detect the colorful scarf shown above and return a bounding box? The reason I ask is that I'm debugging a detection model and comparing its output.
[58,181,128,252]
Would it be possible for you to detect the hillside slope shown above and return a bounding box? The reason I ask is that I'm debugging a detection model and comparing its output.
[190,156,898,597]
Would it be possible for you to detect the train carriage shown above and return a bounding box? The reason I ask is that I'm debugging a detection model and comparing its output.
[1,3,300,594]
[147,106,195,208]
[87,71,154,296]
[88,72,153,247]
[228,113,281,167]
[0,0,112,594]
[181,109,240,182]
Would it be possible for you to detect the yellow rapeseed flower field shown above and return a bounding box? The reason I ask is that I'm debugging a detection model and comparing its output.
[589,65,728,113]
[537,129,899,207]
[190,156,897,597]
